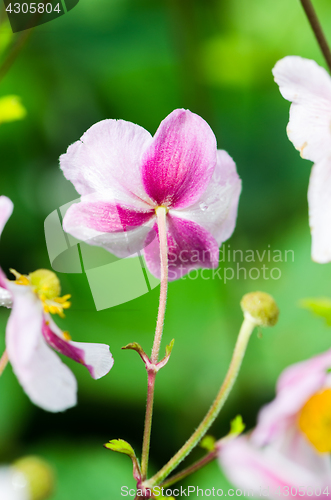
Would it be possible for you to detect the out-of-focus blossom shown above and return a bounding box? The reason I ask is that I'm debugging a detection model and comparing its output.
[60,109,241,280]
[0,456,54,500]
[273,56,331,263]
[0,96,26,125]
[0,196,114,412]
[218,349,331,497]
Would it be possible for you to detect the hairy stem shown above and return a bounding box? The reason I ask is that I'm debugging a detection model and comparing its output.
[300,0,331,72]
[146,316,256,487]
[0,350,9,377]
[141,206,168,480]
[160,450,217,489]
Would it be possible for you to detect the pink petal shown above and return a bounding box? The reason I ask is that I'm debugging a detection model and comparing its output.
[173,150,241,245]
[219,436,328,498]
[6,286,77,412]
[308,156,331,263]
[63,195,156,258]
[252,349,331,446]
[141,109,217,209]
[143,215,219,281]
[273,56,331,163]
[0,196,13,237]
[60,119,154,210]
[0,268,12,307]
[43,318,114,379]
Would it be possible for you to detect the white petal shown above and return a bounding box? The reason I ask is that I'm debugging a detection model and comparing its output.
[0,467,29,500]
[60,119,154,210]
[171,150,241,245]
[6,285,77,412]
[67,341,114,379]
[0,287,12,308]
[45,317,114,379]
[308,156,331,263]
[273,56,331,162]
[13,336,77,412]
[0,196,13,237]
[6,283,43,366]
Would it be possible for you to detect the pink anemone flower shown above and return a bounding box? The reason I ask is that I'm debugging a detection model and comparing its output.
[273,56,331,264]
[219,349,331,498]
[60,109,241,280]
[0,196,114,412]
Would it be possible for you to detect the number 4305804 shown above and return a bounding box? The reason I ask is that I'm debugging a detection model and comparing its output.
[6,3,61,14]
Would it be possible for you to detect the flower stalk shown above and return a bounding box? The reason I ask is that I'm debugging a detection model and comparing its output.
[300,0,331,72]
[141,206,169,480]
[145,315,256,487]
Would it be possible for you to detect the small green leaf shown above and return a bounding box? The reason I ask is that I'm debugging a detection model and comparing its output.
[300,298,331,326]
[104,439,135,459]
[230,415,245,436]
[165,339,175,357]
[200,435,216,452]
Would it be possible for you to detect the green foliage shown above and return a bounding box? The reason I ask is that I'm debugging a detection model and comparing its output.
[300,298,331,326]
[104,439,136,459]
[230,415,245,437]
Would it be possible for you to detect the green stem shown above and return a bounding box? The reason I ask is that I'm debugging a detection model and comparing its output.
[160,450,217,489]
[141,207,168,480]
[300,0,331,72]
[0,350,8,377]
[146,316,256,487]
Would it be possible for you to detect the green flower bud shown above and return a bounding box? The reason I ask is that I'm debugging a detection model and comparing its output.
[13,456,55,500]
[241,291,279,327]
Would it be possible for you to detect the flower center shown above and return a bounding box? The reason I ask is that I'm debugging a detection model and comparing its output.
[10,268,71,317]
[298,388,331,453]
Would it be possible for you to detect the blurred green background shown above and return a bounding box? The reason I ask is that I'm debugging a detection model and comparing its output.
[1,0,331,497]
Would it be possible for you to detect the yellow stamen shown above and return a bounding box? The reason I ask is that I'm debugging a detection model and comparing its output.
[10,268,71,317]
[63,331,72,341]
[298,388,331,453]
[10,269,30,286]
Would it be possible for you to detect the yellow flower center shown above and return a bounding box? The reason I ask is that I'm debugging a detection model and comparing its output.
[298,388,331,453]
[10,269,71,318]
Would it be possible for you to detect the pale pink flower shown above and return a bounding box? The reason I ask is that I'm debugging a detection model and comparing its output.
[273,56,331,263]
[60,109,241,280]
[219,349,331,498]
[0,196,114,412]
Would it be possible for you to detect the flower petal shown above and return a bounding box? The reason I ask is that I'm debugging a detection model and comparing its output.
[273,56,331,163]
[0,195,13,237]
[252,348,331,446]
[308,156,331,263]
[43,318,114,379]
[6,283,43,366]
[0,268,12,307]
[0,467,29,500]
[60,119,154,209]
[141,109,217,209]
[6,287,77,412]
[63,195,156,258]
[173,150,241,245]
[219,436,328,498]
[143,215,219,281]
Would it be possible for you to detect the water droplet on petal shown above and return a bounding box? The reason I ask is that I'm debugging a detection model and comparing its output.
[200,203,208,211]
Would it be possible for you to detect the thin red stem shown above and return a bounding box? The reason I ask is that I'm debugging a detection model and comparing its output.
[141,207,168,480]
[300,0,331,72]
